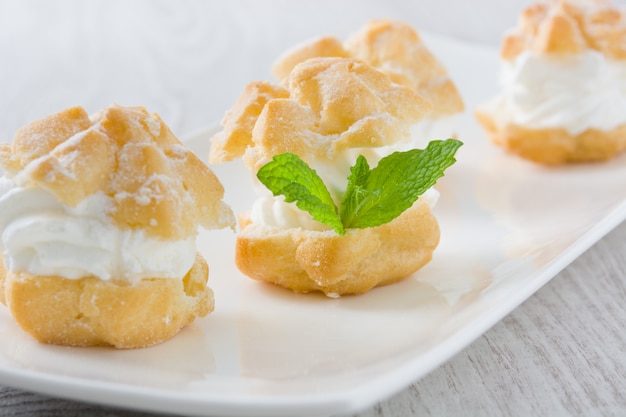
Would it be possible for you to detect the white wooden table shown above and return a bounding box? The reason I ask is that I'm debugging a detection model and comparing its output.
[1,1,625,416]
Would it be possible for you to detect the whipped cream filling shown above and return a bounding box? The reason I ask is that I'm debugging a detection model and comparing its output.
[407,114,460,150]
[250,187,440,231]
[251,195,329,231]
[485,50,626,135]
[0,177,195,283]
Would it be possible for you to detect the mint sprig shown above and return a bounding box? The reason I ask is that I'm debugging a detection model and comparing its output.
[341,140,463,228]
[256,139,462,236]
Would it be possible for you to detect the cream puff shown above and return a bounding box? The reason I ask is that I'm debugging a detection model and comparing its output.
[0,105,234,348]
[475,0,626,164]
[210,56,460,296]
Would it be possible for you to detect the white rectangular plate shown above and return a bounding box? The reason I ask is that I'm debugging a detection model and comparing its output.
[1,34,625,417]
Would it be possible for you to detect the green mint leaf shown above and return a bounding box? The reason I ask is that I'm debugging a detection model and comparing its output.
[340,139,462,229]
[256,152,345,235]
[340,154,371,228]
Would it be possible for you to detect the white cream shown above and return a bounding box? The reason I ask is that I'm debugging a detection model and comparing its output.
[250,181,440,231]
[407,115,460,150]
[250,195,329,231]
[485,50,626,135]
[0,177,195,284]
[314,119,459,194]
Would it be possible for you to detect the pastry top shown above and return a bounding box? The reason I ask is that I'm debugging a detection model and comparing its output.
[210,57,432,170]
[0,105,234,240]
[502,0,626,60]
[272,19,464,116]
[271,36,350,81]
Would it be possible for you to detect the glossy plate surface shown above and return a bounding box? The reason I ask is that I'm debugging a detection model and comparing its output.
[1,34,625,417]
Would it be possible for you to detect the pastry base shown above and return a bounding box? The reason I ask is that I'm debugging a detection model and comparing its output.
[475,110,626,165]
[0,254,213,349]
[235,201,440,296]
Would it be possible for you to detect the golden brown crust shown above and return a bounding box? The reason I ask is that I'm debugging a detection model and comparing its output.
[1,105,235,239]
[235,201,440,296]
[245,98,321,171]
[211,20,464,167]
[270,19,464,117]
[344,19,464,115]
[1,107,93,173]
[209,82,289,163]
[502,0,626,60]
[288,57,428,131]
[214,57,431,171]
[475,109,626,164]
[0,254,212,349]
[271,36,350,81]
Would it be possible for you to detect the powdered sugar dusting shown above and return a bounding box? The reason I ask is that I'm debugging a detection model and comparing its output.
[144,116,161,137]
[167,144,189,159]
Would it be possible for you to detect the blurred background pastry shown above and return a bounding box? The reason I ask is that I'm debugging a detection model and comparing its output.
[476,0,626,164]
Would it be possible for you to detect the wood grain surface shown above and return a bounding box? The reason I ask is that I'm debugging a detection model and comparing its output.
[1,1,625,416]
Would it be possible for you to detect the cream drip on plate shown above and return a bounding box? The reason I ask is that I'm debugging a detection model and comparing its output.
[484,50,626,135]
[0,176,196,283]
